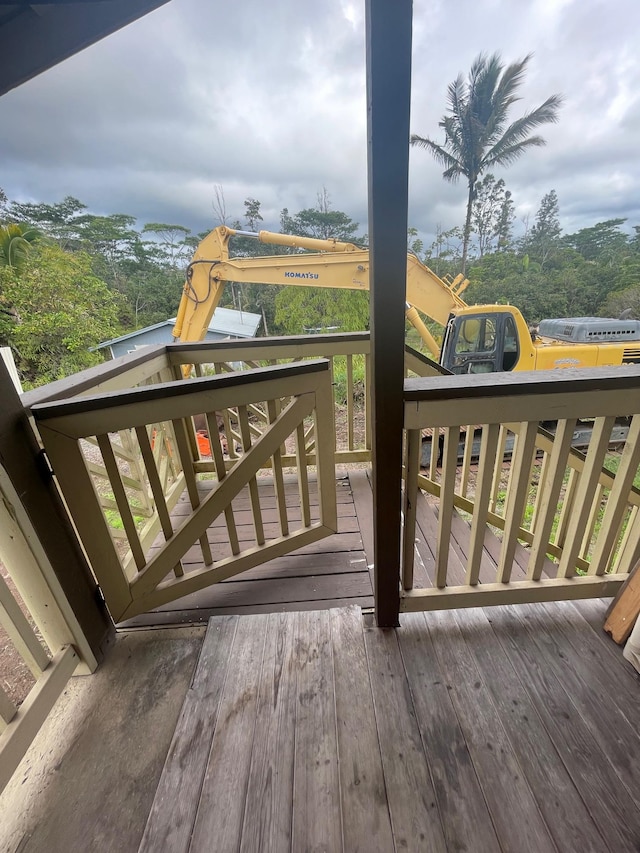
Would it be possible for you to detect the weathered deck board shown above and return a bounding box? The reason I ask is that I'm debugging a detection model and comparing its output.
[292,609,342,852]
[188,615,268,852]
[138,617,238,853]
[452,606,607,852]
[329,607,394,853]
[512,601,640,805]
[362,614,447,853]
[426,608,557,853]
[490,604,640,852]
[139,600,639,853]
[239,612,297,853]
[397,612,501,853]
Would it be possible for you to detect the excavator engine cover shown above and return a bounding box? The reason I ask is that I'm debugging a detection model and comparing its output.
[538,317,640,343]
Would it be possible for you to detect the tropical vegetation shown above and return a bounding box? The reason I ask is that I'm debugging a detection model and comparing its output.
[2,180,640,387]
[411,52,562,273]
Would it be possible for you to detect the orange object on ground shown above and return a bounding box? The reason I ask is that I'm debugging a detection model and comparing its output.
[196,430,211,457]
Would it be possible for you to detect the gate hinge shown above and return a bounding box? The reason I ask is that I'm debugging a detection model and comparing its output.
[36,448,54,481]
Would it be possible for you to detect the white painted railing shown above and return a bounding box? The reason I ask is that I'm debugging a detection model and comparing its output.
[402,367,640,611]
[0,467,93,793]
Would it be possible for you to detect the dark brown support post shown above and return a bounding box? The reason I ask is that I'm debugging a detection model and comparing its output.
[0,363,114,660]
[365,0,413,626]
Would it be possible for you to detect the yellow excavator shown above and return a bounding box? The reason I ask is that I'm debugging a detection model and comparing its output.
[173,226,640,374]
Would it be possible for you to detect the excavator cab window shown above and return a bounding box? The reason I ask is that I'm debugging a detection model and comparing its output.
[449,316,498,374]
[502,315,519,371]
[442,312,521,374]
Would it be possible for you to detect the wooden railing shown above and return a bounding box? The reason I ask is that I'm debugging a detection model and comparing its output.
[402,367,640,611]
[32,359,338,622]
[0,466,91,793]
[23,333,438,618]
[166,334,443,470]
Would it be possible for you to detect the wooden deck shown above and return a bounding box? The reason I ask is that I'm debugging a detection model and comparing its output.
[121,470,376,627]
[139,599,640,853]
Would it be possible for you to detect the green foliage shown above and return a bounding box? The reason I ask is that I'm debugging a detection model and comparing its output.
[142,222,193,270]
[471,174,514,256]
[275,288,369,335]
[280,189,360,243]
[563,218,629,263]
[0,223,41,270]
[7,182,640,391]
[331,355,366,405]
[4,244,121,386]
[8,196,87,248]
[525,190,562,268]
[412,52,562,273]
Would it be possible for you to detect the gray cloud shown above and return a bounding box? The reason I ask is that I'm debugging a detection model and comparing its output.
[1,0,639,249]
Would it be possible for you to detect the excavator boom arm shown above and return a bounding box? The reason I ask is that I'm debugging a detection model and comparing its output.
[173,226,469,355]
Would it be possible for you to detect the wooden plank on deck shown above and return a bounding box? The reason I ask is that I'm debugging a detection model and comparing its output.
[397,612,501,852]
[513,602,640,805]
[147,572,372,613]
[363,613,447,852]
[138,616,238,852]
[239,612,297,853]
[426,608,557,853]
[453,606,607,853]
[189,615,268,852]
[330,606,394,852]
[292,609,342,852]
[489,604,640,852]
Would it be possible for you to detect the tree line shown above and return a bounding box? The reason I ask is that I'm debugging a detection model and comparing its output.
[2,181,640,388]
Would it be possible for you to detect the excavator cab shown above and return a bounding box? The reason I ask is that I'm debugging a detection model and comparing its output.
[441,312,520,374]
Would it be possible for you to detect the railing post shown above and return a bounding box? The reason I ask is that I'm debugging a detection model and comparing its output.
[365,0,413,627]
[0,362,113,666]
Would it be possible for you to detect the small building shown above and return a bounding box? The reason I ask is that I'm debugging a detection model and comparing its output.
[96,308,262,360]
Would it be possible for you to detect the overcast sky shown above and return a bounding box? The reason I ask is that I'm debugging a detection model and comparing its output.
[1,0,639,248]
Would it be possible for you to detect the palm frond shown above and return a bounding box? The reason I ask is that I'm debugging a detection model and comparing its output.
[410,135,464,180]
[482,136,546,169]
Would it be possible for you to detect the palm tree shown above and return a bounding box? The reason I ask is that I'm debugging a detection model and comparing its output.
[0,223,40,271]
[411,53,562,274]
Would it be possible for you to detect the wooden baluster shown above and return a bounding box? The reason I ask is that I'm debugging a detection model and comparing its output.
[402,429,421,591]
[429,428,440,484]
[347,354,355,451]
[529,446,550,533]
[135,425,184,577]
[558,416,616,579]
[204,412,240,556]
[555,467,578,549]
[435,426,459,588]
[364,352,372,452]
[589,414,640,575]
[97,433,148,573]
[459,424,474,500]
[171,419,214,566]
[267,399,289,538]
[613,505,640,575]
[497,421,538,583]
[237,404,265,545]
[490,425,508,513]
[296,421,312,529]
[466,424,500,586]
[527,419,576,581]
[580,483,604,563]
[215,364,238,460]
